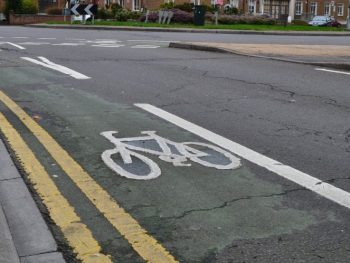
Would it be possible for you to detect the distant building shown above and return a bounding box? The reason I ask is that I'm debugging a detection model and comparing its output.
[290,0,349,24]
[0,0,5,12]
[2,0,348,24]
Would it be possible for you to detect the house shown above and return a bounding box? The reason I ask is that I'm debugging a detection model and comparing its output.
[290,0,349,24]
[0,0,5,12]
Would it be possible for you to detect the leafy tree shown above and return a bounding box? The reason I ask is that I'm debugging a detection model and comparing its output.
[5,0,22,14]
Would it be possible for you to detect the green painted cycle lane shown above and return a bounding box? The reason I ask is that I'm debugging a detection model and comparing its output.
[1,82,333,262]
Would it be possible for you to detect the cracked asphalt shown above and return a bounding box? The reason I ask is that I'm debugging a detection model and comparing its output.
[1,26,350,263]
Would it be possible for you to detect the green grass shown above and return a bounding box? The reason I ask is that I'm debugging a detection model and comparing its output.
[46,20,345,31]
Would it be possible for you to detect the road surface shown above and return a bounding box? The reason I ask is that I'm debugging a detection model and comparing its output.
[0,26,350,263]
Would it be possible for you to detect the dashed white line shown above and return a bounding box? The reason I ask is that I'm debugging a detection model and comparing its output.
[52,43,86,46]
[131,45,160,49]
[91,44,125,48]
[18,42,50,45]
[21,56,90,80]
[315,68,350,76]
[66,38,86,41]
[37,37,56,40]
[127,40,178,43]
[135,103,350,210]
[12,37,28,39]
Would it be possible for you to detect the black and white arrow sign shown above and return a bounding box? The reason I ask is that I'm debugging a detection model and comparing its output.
[70,4,97,16]
[84,4,94,16]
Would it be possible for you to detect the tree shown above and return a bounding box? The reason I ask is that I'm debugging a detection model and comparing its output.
[5,0,22,15]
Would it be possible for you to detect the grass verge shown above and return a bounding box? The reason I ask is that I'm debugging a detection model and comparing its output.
[46,20,346,31]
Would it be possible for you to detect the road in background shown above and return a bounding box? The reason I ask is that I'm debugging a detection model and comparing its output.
[0,26,350,263]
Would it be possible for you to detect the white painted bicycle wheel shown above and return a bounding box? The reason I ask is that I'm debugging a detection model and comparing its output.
[102,148,161,180]
[183,142,241,170]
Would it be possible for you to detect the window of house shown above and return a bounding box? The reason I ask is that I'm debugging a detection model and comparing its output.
[133,0,140,11]
[248,0,255,13]
[119,0,124,7]
[310,2,317,15]
[295,1,302,15]
[324,3,330,15]
[337,4,344,16]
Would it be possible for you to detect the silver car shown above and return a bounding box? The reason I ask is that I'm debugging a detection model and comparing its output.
[308,16,332,26]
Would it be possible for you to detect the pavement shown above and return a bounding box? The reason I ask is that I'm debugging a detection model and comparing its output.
[0,139,66,263]
[169,42,350,70]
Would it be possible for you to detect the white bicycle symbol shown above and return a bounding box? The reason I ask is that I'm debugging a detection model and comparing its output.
[101,131,241,180]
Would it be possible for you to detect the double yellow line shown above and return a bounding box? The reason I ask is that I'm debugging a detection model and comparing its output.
[0,90,178,263]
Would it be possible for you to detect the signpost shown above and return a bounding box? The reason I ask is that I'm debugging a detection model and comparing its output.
[70,3,97,24]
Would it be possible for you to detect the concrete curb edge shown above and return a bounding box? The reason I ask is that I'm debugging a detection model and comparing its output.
[168,42,350,71]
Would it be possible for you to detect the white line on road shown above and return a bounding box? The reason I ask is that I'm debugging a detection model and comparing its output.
[91,44,125,48]
[131,45,160,49]
[135,103,350,210]
[52,43,86,46]
[12,36,28,39]
[127,40,179,43]
[2,42,26,50]
[66,38,86,41]
[21,56,90,80]
[315,68,350,75]
[37,37,56,40]
[18,42,50,45]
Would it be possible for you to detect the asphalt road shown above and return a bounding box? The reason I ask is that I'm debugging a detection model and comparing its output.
[0,26,350,263]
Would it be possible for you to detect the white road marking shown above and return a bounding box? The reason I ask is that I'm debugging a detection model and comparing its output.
[37,37,56,40]
[135,103,350,209]
[18,42,50,45]
[21,56,90,80]
[131,45,160,49]
[101,130,240,180]
[1,42,26,50]
[127,40,178,43]
[91,44,125,48]
[95,39,121,42]
[52,43,85,46]
[12,37,28,39]
[315,68,350,76]
[66,38,86,41]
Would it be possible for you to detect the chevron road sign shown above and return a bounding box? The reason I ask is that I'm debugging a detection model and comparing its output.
[70,4,97,16]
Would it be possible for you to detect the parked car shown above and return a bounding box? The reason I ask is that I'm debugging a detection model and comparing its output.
[308,16,341,27]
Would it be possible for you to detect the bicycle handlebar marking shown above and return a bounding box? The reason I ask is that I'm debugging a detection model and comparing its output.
[101,131,241,180]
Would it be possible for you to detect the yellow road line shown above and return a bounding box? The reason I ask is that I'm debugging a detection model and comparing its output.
[0,113,112,263]
[0,90,179,263]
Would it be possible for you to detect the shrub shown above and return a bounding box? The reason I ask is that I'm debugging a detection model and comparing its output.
[173,3,193,12]
[115,9,129,21]
[115,10,142,21]
[110,3,122,16]
[97,8,113,19]
[20,0,38,14]
[171,9,193,23]
[223,5,239,15]
[46,7,62,15]
[160,2,175,9]
[140,9,192,23]
[218,15,276,25]
[139,11,158,22]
